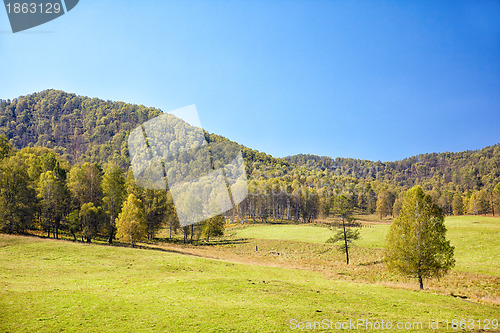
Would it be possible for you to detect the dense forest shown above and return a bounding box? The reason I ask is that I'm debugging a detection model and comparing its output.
[285,146,500,192]
[0,90,499,242]
[0,89,162,168]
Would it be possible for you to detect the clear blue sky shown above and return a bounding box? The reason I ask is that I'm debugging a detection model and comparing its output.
[1,1,499,162]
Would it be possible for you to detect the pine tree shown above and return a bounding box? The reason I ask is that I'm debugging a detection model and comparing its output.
[331,195,357,264]
[385,186,455,289]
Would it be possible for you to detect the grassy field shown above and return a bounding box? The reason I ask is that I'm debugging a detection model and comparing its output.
[232,223,389,248]
[1,234,499,332]
[444,216,500,275]
[233,216,500,276]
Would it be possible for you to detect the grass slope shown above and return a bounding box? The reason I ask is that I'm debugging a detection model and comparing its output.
[1,234,498,332]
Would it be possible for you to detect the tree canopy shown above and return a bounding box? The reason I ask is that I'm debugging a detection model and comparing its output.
[385,186,455,289]
[116,194,146,247]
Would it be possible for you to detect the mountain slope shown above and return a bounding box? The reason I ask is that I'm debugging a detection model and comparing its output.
[0,89,289,171]
[1,89,498,192]
[0,89,162,167]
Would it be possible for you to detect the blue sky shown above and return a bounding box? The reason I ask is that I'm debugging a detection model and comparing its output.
[1,0,499,162]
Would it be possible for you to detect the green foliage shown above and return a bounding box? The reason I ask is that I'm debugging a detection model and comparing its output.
[68,163,103,207]
[326,228,360,252]
[0,134,12,160]
[0,89,161,167]
[102,163,126,243]
[66,210,80,241]
[330,195,358,264]
[201,215,225,241]
[80,202,103,243]
[493,183,500,216]
[142,189,172,240]
[331,195,353,220]
[232,216,500,277]
[392,195,404,217]
[37,170,67,238]
[385,186,455,289]
[285,145,500,192]
[467,189,491,215]
[116,194,146,247]
[451,192,463,216]
[376,189,395,219]
[0,155,37,234]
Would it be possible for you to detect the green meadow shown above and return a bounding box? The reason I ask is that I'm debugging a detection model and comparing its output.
[0,215,499,332]
[234,216,500,276]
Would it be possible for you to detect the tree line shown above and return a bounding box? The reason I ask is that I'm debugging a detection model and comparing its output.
[285,144,500,193]
[224,166,500,225]
[0,139,229,245]
[2,134,499,244]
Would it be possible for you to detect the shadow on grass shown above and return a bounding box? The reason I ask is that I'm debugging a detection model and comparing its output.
[357,260,384,266]
[239,219,305,225]
[153,237,249,247]
[110,238,250,258]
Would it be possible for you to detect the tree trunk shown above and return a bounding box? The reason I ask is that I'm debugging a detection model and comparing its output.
[108,215,114,244]
[491,193,495,216]
[342,216,349,265]
[418,275,424,290]
[206,220,210,242]
[190,224,194,244]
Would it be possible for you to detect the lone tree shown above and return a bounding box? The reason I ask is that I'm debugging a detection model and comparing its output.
[385,186,455,289]
[116,194,146,248]
[326,228,360,262]
[329,195,359,264]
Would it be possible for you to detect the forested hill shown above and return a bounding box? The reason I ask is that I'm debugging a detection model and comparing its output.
[0,89,163,167]
[284,144,500,191]
[0,89,287,170]
[1,89,498,192]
